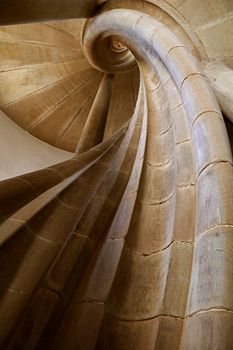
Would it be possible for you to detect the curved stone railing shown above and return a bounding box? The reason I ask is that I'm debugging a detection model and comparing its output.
[0,3,232,350]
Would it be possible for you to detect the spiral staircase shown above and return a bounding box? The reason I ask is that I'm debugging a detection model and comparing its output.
[0,1,233,349]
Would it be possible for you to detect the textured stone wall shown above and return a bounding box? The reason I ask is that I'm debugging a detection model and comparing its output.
[0,1,233,349]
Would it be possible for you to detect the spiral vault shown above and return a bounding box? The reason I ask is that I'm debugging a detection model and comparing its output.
[0,0,233,349]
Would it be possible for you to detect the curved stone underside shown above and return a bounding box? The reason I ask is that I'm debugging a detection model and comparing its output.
[0,1,233,349]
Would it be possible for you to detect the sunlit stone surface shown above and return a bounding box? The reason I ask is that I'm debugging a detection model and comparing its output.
[0,1,232,349]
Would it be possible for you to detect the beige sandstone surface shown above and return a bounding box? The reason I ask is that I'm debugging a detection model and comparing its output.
[0,0,232,349]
